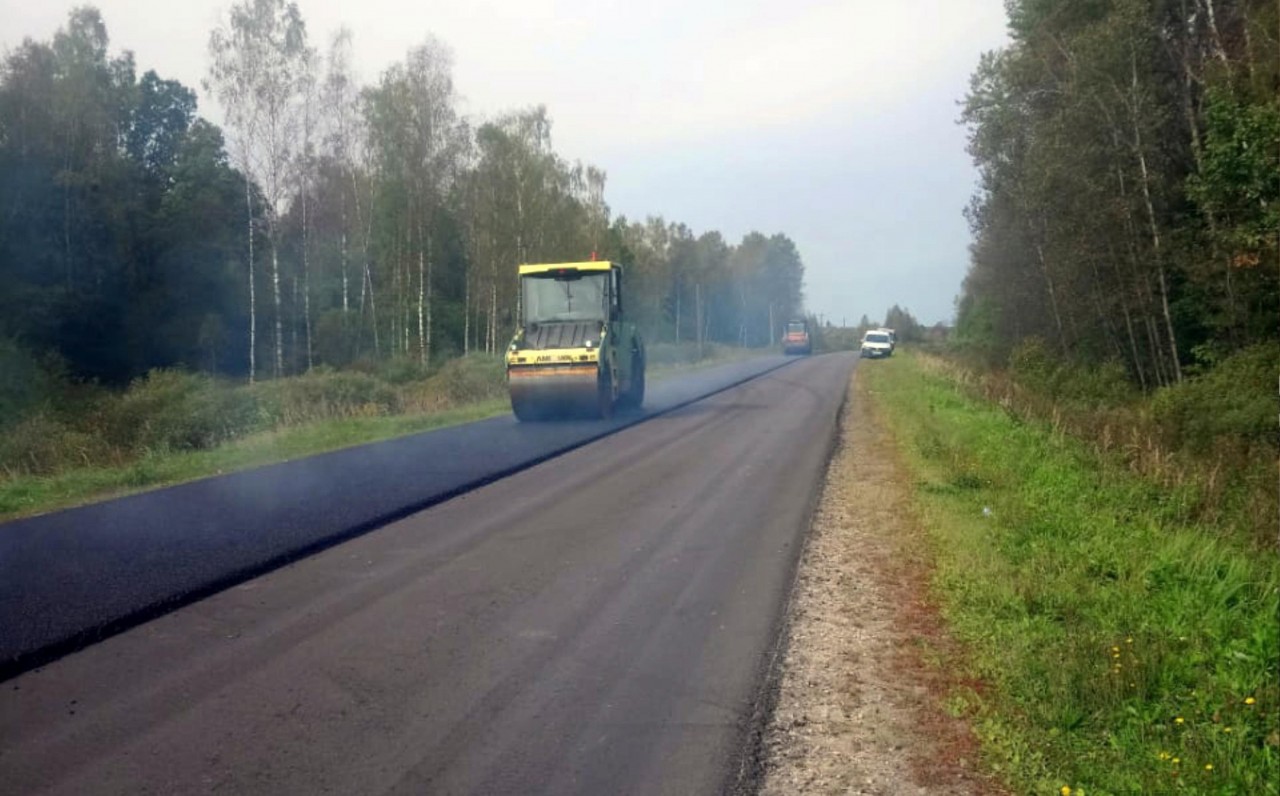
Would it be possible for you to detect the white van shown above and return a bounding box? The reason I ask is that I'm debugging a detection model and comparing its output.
[860,330,893,358]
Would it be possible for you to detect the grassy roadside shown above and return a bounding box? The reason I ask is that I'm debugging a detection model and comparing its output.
[860,350,1279,795]
[0,345,772,522]
[0,399,510,521]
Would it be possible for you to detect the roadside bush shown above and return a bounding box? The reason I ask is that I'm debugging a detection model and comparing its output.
[98,369,255,453]
[1009,338,1136,409]
[375,356,431,386]
[0,413,113,475]
[419,355,506,408]
[249,369,400,426]
[1152,342,1280,454]
[1007,337,1057,390]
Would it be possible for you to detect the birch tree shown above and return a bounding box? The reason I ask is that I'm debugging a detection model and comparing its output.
[208,0,310,378]
[364,38,463,366]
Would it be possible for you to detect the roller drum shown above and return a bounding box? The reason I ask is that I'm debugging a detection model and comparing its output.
[509,364,607,420]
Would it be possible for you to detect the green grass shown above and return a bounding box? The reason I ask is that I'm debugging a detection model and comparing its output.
[860,351,1279,795]
[0,345,773,522]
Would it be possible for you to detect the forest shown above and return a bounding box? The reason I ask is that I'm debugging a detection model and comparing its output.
[0,3,806,387]
[959,0,1278,386]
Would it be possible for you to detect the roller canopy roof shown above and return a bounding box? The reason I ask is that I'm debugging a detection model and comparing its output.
[519,261,617,275]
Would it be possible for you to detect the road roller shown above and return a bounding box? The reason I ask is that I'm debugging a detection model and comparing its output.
[782,318,812,355]
[506,260,646,421]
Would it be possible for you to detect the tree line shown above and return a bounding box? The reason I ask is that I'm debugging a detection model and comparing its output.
[959,0,1278,387]
[0,3,805,385]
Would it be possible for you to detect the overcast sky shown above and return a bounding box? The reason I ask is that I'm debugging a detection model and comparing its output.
[1,0,1009,326]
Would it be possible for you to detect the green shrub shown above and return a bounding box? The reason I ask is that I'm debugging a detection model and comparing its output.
[249,370,400,426]
[376,356,431,385]
[423,355,506,406]
[97,369,256,453]
[0,413,112,475]
[1008,337,1057,391]
[1152,343,1280,454]
[1008,338,1136,409]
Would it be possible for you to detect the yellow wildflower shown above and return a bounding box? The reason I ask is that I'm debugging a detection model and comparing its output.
[1158,751,1171,760]
[1223,727,1232,734]
[1060,787,1071,796]
[1245,697,1256,705]
[1172,758,1180,765]
[1204,764,1213,771]
[1125,637,1133,644]
[1175,717,1184,725]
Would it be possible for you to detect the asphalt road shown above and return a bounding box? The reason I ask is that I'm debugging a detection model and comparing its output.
[0,354,796,678]
[0,353,856,795]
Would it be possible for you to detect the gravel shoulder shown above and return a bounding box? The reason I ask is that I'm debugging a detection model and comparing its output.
[758,367,999,795]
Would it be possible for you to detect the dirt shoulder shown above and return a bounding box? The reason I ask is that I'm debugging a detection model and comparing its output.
[757,368,998,795]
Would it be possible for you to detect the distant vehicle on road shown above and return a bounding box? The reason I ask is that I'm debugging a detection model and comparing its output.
[782,319,812,355]
[860,330,893,359]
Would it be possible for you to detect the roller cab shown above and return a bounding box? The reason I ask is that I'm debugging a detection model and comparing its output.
[506,261,645,421]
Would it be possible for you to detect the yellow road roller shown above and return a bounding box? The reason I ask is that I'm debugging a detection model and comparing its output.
[506,260,646,421]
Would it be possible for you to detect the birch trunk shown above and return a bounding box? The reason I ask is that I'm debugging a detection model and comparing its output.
[301,172,313,371]
[1129,62,1183,382]
[463,267,471,356]
[488,281,497,354]
[245,170,256,384]
[417,235,427,368]
[695,283,704,358]
[675,287,681,344]
[271,239,284,377]
[1120,299,1147,390]
[291,276,299,369]
[1198,0,1232,71]
[341,228,350,315]
[1035,243,1067,347]
[426,231,433,368]
[365,259,379,356]
[1174,13,1240,342]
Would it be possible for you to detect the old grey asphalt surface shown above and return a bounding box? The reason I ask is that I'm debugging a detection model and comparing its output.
[0,352,856,796]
